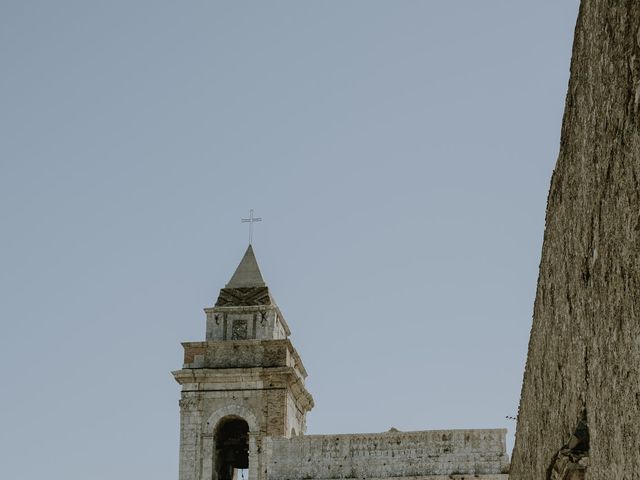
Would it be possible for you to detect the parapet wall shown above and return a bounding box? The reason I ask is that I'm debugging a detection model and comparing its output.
[264,429,509,480]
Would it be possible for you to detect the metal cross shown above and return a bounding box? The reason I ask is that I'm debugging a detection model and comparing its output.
[241,209,262,244]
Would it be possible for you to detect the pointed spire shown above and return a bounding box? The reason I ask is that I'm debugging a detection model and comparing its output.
[225,245,267,288]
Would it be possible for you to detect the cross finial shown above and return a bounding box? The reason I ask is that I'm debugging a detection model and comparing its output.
[241,209,262,245]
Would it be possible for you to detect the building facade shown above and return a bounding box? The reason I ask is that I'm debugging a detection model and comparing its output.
[173,246,509,480]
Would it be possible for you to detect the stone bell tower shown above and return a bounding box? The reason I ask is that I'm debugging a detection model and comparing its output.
[173,245,314,480]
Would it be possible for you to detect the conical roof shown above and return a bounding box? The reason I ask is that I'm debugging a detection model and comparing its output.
[225,245,266,288]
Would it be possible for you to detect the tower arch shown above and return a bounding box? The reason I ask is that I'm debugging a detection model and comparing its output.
[205,405,259,434]
[214,416,250,480]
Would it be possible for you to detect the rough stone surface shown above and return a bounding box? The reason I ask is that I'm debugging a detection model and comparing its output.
[511,2,640,479]
[265,429,509,480]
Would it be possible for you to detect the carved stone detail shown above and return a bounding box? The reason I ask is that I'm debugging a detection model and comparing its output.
[179,396,198,410]
[215,287,272,307]
[231,319,248,340]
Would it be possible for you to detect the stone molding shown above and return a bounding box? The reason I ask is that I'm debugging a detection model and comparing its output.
[204,404,259,434]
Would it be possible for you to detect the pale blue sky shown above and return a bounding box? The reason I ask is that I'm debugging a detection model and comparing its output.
[1,2,579,478]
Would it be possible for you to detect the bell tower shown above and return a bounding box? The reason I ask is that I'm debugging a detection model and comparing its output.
[173,245,314,480]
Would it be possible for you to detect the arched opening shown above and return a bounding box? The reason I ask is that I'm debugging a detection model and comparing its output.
[215,417,249,480]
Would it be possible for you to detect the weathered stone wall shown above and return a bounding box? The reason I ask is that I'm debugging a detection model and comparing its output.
[264,429,509,480]
[205,306,289,341]
[511,2,640,478]
[181,339,307,377]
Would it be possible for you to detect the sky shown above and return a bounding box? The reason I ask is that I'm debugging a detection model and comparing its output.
[0,2,580,478]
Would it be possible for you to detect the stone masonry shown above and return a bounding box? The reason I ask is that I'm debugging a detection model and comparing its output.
[174,245,509,480]
[510,3,640,479]
[265,429,508,480]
